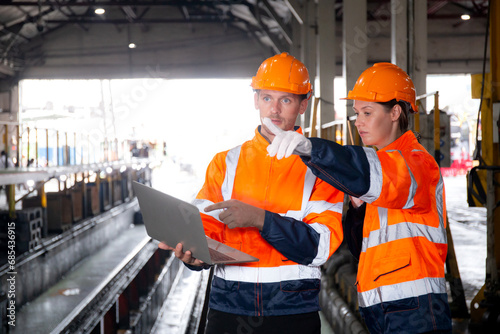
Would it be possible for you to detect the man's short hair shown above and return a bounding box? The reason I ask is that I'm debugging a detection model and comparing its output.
[254,90,309,102]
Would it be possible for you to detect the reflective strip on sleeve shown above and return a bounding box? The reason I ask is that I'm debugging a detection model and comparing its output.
[358,277,447,308]
[398,149,417,209]
[360,147,383,203]
[303,200,343,216]
[221,145,241,201]
[286,200,343,221]
[436,175,446,230]
[361,148,417,207]
[214,263,321,283]
[309,223,332,265]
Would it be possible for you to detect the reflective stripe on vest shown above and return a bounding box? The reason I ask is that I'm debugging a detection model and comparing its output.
[355,132,448,309]
[192,198,338,267]
[358,276,447,308]
[192,199,343,225]
[214,263,321,283]
[194,145,332,272]
[218,145,319,221]
[361,218,447,252]
[192,198,218,219]
[361,176,447,253]
[221,145,241,200]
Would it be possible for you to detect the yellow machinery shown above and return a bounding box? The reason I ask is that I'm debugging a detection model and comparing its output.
[468,0,500,332]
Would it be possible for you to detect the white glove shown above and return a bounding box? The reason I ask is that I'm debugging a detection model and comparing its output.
[263,117,312,159]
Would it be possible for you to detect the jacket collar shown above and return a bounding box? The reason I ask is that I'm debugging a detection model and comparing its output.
[379,130,418,152]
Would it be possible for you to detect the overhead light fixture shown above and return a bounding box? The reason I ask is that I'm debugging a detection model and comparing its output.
[128,43,137,49]
[461,14,471,20]
[95,8,105,15]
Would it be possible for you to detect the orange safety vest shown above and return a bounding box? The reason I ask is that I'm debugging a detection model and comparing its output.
[356,131,448,307]
[304,131,451,332]
[193,127,344,316]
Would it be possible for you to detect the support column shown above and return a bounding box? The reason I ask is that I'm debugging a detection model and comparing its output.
[469,1,500,331]
[412,0,428,112]
[0,84,20,160]
[343,0,367,145]
[287,0,304,72]
[290,16,302,62]
[301,0,317,129]
[391,0,408,71]
[392,0,427,114]
[318,0,336,130]
[286,0,306,128]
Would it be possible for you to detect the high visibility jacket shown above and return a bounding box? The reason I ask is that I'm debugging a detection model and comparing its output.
[193,127,344,316]
[303,131,452,333]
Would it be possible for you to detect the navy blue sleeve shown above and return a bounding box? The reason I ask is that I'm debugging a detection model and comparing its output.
[184,262,212,271]
[301,137,371,197]
[260,211,320,265]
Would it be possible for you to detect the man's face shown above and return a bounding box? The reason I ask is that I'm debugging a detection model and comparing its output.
[254,89,308,142]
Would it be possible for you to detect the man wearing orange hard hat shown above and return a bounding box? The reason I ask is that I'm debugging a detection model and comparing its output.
[268,62,452,334]
[159,53,344,333]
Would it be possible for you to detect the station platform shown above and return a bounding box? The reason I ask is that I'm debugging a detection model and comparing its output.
[11,225,150,333]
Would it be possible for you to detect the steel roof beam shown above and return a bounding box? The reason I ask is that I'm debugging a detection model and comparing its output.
[0,1,248,7]
[284,0,303,25]
[259,0,292,45]
[247,2,285,54]
[45,17,239,24]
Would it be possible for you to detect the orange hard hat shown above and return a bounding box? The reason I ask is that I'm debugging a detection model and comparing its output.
[344,62,418,112]
[251,52,312,98]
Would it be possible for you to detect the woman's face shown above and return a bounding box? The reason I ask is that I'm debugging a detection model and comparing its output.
[353,100,401,149]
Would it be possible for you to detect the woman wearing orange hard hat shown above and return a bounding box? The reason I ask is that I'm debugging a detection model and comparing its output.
[266,62,452,334]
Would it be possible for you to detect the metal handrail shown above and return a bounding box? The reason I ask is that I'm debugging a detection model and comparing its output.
[1,121,131,168]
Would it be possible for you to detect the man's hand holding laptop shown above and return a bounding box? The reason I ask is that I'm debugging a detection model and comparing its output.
[159,199,265,266]
[158,242,207,267]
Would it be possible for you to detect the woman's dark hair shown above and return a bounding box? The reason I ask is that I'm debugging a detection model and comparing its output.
[377,99,412,133]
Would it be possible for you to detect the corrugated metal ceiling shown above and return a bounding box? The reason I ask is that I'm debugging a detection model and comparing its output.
[0,0,490,79]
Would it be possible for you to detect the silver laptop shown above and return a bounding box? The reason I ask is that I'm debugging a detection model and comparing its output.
[132,181,259,265]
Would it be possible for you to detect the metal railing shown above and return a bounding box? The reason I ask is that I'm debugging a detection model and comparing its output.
[0,121,133,169]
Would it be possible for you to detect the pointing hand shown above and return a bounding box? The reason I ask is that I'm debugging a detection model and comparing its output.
[204,199,265,230]
[263,117,312,159]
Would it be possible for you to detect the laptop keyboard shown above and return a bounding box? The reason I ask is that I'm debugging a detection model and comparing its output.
[209,248,236,262]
